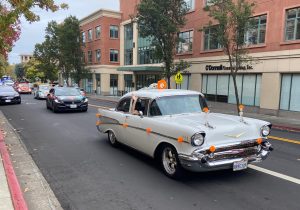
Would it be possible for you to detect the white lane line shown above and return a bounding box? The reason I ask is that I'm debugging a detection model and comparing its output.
[249,164,300,185]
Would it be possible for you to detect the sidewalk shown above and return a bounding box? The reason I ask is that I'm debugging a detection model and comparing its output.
[87,93,300,131]
[0,111,63,210]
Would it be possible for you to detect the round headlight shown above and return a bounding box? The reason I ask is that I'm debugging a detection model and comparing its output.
[191,133,205,146]
[261,125,270,137]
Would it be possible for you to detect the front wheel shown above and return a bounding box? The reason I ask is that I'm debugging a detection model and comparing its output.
[161,145,184,179]
[107,130,118,147]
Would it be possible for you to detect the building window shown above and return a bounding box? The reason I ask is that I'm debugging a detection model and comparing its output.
[110,25,119,38]
[95,26,101,39]
[202,74,261,106]
[82,32,86,44]
[285,7,300,41]
[138,35,159,65]
[110,74,118,96]
[124,74,133,93]
[204,26,222,50]
[204,0,214,6]
[184,0,194,11]
[88,51,92,64]
[136,74,160,90]
[95,49,101,63]
[110,49,119,62]
[280,74,300,111]
[177,30,193,53]
[245,15,267,45]
[124,24,133,65]
[88,29,92,41]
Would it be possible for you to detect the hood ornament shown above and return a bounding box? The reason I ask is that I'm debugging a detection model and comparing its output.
[203,107,214,129]
[224,132,245,138]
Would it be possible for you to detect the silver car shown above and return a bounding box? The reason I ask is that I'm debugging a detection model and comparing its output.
[96,89,273,178]
[34,85,50,99]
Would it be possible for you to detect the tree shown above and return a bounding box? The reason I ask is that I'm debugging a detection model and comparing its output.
[203,0,256,114]
[57,16,88,85]
[0,1,67,64]
[34,21,60,82]
[14,63,25,79]
[34,17,88,85]
[24,58,45,82]
[136,0,189,88]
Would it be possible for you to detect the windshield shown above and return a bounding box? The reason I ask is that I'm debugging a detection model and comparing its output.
[39,86,49,91]
[4,80,14,83]
[0,86,15,92]
[153,95,207,116]
[19,83,29,87]
[55,88,81,96]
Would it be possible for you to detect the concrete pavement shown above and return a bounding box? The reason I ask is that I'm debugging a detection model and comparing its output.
[0,111,63,210]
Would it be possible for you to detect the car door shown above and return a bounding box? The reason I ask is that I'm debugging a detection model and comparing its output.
[113,97,131,143]
[122,98,157,154]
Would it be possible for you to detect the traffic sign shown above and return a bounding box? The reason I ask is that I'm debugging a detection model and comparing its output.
[175,72,183,84]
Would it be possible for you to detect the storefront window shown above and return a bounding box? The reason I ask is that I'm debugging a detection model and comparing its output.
[280,74,300,111]
[110,74,118,96]
[136,74,160,90]
[124,74,133,93]
[174,74,190,90]
[202,74,261,106]
[96,74,101,95]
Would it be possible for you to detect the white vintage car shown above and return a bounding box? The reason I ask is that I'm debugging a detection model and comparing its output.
[96,89,273,178]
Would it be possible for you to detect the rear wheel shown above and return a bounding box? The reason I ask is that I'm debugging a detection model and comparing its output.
[161,145,184,179]
[107,131,118,147]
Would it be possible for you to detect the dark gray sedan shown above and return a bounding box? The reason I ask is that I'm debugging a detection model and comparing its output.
[0,86,21,104]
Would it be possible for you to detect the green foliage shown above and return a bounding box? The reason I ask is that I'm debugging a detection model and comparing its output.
[24,58,45,82]
[34,16,88,85]
[136,0,188,88]
[0,1,68,62]
[14,63,25,79]
[203,0,256,113]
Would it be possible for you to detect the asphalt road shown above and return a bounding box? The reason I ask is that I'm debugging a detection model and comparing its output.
[0,95,299,210]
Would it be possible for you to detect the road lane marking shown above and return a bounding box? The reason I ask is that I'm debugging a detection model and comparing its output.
[249,164,300,185]
[89,104,110,109]
[269,136,300,145]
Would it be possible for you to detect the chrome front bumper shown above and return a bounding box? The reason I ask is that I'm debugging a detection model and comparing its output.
[178,140,273,172]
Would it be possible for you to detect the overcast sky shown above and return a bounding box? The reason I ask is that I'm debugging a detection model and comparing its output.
[8,0,119,64]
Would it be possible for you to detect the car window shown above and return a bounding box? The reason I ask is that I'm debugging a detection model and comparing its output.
[155,95,208,115]
[136,98,150,115]
[149,100,162,116]
[116,98,131,112]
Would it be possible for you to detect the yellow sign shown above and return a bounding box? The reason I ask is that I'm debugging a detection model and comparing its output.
[175,72,183,84]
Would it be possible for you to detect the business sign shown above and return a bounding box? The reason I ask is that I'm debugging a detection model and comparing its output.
[205,65,253,71]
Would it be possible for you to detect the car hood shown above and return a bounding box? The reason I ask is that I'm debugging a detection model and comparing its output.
[161,112,269,146]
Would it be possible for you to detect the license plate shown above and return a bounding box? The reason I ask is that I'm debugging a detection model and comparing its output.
[5,100,11,102]
[70,104,77,108]
[233,160,248,171]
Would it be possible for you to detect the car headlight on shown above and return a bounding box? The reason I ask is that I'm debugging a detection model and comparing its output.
[14,93,19,97]
[261,125,271,137]
[191,132,205,146]
[54,98,62,103]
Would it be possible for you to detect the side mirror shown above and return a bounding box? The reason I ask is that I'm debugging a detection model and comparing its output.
[139,111,144,117]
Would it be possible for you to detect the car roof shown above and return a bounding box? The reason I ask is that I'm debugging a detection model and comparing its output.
[122,89,204,100]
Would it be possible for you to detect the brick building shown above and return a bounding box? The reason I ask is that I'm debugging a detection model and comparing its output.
[80,0,300,114]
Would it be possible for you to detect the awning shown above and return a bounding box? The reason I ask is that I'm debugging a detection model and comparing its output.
[117,66,163,72]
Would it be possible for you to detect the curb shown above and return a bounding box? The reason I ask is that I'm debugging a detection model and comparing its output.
[0,130,28,210]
